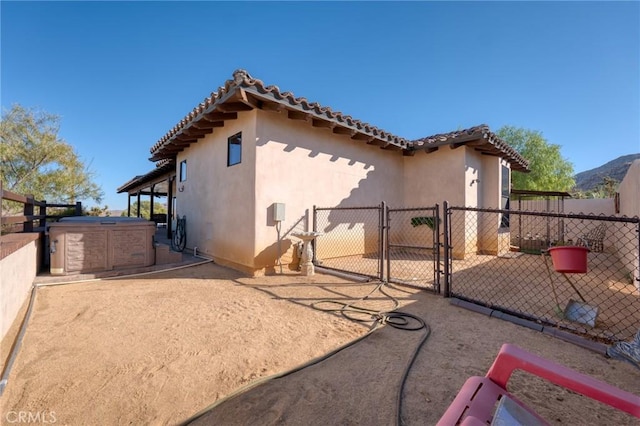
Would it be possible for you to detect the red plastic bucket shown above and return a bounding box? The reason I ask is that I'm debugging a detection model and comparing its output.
[548,246,589,273]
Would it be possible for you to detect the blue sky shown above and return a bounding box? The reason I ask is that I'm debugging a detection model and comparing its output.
[2,1,639,210]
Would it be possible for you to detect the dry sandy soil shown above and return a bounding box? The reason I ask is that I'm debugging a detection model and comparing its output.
[1,262,638,425]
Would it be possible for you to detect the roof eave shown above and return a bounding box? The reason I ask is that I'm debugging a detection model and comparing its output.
[411,126,530,173]
[149,70,413,161]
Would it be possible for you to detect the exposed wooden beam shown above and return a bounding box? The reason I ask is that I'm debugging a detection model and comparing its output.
[204,111,238,121]
[192,119,225,130]
[403,149,416,157]
[182,127,213,137]
[311,118,335,129]
[260,101,284,112]
[164,146,188,153]
[414,135,484,151]
[424,147,439,154]
[216,102,254,112]
[191,120,214,130]
[465,140,489,148]
[173,136,198,143]
[287,110,308,121]
[150,153,175,162]
[450,137,485,149]
[332,126,356,136]
[237,90,263,109]
[351,133,374,142]
[380,143,402,151]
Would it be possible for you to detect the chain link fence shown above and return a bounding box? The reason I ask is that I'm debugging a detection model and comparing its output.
[313,205,383,280]
[445,205,640,343]
[386,207,441,291]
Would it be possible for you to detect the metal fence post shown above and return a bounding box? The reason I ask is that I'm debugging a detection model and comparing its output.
[312,205,317,263]
[443,200,450,297]
[637,222,640,288]
[380,201,386,282]
[75,202,82,216]
[435,203,441,294]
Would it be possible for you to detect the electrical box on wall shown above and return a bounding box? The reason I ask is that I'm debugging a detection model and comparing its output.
[273,203,285,222]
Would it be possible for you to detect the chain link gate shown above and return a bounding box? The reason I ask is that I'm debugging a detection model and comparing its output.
[386,206,441,292]
[313,203,442,292]
[313,205,384,280]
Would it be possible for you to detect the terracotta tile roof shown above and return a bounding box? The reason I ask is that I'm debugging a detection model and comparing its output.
[149,69,411,161]
[412,124,529,172]
[149,70,529,172]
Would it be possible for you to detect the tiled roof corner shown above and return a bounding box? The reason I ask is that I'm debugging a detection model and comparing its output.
[412,124,529,172]
[413,124,491,146]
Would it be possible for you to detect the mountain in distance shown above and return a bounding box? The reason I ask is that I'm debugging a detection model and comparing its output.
[574,153,640,192]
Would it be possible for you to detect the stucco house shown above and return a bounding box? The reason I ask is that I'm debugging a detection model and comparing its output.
[118,69,529,275]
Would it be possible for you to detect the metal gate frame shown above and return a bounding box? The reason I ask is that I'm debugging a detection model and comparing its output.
[385,205,441,292]
[313,204,385,280]
[313,202,442,292]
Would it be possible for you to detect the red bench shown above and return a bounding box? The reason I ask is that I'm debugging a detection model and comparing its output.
[437,344,640,425]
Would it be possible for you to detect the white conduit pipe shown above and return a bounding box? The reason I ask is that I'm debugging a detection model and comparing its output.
[0,258,213,395]
[36,257,213,287]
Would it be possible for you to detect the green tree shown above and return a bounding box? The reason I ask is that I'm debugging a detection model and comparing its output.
[573,176,619,199]
[497,126,575,192]
[122,200,167,220]
[0,104,103,206]
[86,205,111,216]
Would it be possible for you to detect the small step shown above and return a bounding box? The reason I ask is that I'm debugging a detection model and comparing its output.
[155,243,183,265]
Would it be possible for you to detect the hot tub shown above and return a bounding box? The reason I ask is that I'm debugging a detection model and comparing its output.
[48,217,156,275]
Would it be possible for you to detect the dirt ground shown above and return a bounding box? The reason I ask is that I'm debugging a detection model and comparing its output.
[1,262,638,425]
[320,250,640,342]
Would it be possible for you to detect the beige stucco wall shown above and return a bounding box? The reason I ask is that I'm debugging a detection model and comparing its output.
[565,198,615,215]
[254,109,403,273]
[1,237,40,342]
[618,159,640,219]
[179,108,521,273]
[399,148,465,251]
[616,159,640,289]
[174,110,257,271]
[402,147,508,258]
[403,148,466,207]
[458,150,482,258]
[477,157,510,256]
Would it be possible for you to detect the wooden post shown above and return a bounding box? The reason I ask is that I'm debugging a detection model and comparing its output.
[150,184,155,220]
[24,195,34,232]
[127,194,131,217]
[167,176,174,239]
[39,201,46,229]
[136,191,141,218]
[75,202,82,216]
